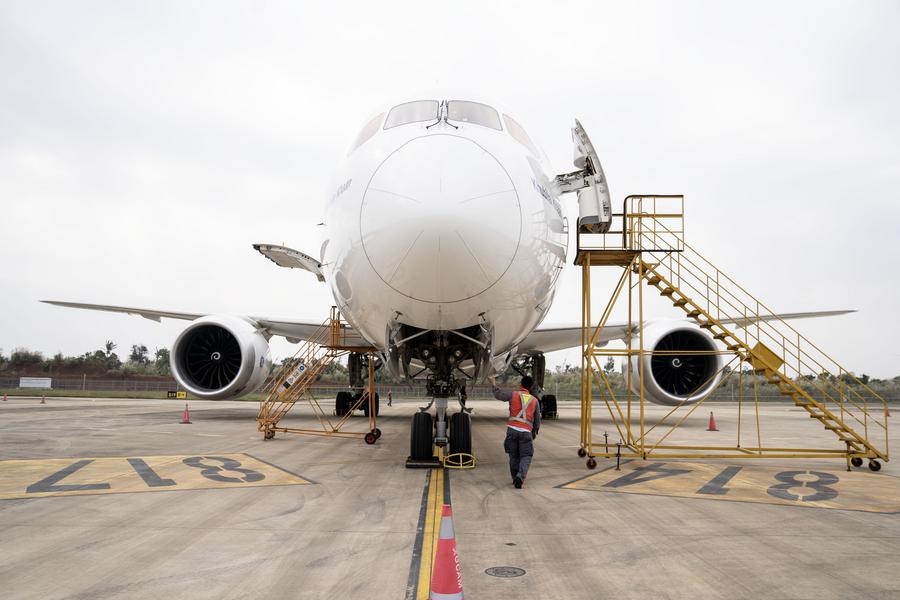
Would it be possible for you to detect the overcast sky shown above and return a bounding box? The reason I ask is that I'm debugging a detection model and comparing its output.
[1,1,898,378]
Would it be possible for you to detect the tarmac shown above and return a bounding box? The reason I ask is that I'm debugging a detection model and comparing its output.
[1,396,898,599]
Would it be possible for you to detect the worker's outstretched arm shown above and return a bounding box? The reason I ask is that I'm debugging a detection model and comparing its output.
[489,376,513,402]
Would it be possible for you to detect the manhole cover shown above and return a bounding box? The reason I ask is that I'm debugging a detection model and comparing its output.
[485,566,526,578]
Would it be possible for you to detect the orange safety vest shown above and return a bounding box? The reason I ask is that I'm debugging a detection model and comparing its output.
[508,390,537,432]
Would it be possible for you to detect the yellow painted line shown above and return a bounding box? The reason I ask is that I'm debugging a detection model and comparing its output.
[561,461,900,513]
[416,469,444,600]
[0,454,312,500]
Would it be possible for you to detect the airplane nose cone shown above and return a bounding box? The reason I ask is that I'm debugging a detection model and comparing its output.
[360,134,521,303]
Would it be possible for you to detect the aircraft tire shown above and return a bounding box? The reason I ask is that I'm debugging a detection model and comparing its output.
[449,412,472,456]
[335,391,352,416]
[363,392,380,417]
[541,394,557,419]
[410,411,434,460]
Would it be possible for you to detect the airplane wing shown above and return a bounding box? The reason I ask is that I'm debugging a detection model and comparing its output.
[517,309,856,354]
[40,300,349,345]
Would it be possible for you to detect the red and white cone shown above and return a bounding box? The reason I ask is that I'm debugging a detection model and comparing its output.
[180,403,192,424]
[707,411,718,431]
[431,504,464,599]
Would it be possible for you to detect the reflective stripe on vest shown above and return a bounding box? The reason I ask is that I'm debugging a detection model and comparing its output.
[508,391,536,432]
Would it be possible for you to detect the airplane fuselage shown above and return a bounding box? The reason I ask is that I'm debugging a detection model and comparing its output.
[320,100,567,384]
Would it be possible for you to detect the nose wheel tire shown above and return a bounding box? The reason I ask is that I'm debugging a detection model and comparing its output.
[410,412,434,460]
[449,412,472,456]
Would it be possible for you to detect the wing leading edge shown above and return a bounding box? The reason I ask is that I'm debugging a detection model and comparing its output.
[41,300,343,344]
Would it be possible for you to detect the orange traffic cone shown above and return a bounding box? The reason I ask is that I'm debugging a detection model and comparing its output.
[180,403,192,424]
[40,395,46,404]
[431,504,464,599]
[707,411,718,431]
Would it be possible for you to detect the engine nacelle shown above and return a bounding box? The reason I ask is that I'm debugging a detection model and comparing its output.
[170,315,272,400]
[628,322,723,406]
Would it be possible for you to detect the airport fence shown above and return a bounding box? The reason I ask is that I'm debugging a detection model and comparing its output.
[1,377,895,403]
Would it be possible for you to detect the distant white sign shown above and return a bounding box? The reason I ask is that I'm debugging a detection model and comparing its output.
[19,377,52,389]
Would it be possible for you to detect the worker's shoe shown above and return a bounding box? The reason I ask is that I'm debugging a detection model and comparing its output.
[513,476,523,489]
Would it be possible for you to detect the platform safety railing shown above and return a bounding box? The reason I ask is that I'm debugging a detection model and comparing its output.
[623,210,888,461]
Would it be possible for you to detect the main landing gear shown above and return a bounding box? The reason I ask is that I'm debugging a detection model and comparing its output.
[334,390,380,417]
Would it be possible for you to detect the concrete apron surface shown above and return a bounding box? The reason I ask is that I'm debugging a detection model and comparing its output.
[1,396,898,599]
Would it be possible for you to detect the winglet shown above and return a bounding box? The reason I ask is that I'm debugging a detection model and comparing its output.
[253,243,325,282]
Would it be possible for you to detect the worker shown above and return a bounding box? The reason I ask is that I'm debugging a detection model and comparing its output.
[490,374,541,488]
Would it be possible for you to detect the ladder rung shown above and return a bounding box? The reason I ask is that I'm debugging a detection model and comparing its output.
[646,276,662,285]
[726,344,742,351]
[673,298,688,307]
[699,321,714,329]
[660,287,675,297]
[686,310,701,318]
[713,332,729,340]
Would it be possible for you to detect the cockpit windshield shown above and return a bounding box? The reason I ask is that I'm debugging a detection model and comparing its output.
[384,100,440,129]
[446,100,502,131]
[503,114,539,157]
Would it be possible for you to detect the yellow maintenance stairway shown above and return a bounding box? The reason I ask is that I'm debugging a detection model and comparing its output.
[577,195,889,470]
[257,307,381,444]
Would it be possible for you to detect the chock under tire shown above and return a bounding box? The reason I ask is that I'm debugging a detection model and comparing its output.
[443,452,476,469]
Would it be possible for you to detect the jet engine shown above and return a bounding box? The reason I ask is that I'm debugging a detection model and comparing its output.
[170,315,272,400]
[628,322,723,406]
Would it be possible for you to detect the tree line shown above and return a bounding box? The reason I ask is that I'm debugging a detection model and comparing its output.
[3,345,898,396]
[0,342,171,377]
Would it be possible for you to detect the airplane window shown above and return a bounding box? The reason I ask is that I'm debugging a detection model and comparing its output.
[384,100,440,129]
[349,112,384,154]
[503,114,539,156]
[446,101,502,131]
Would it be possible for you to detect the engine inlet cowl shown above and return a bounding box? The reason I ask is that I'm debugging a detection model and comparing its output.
[170,315,271,400]
[628,322,723,406]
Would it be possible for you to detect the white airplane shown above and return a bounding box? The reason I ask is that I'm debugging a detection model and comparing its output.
[45,98,851,461]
